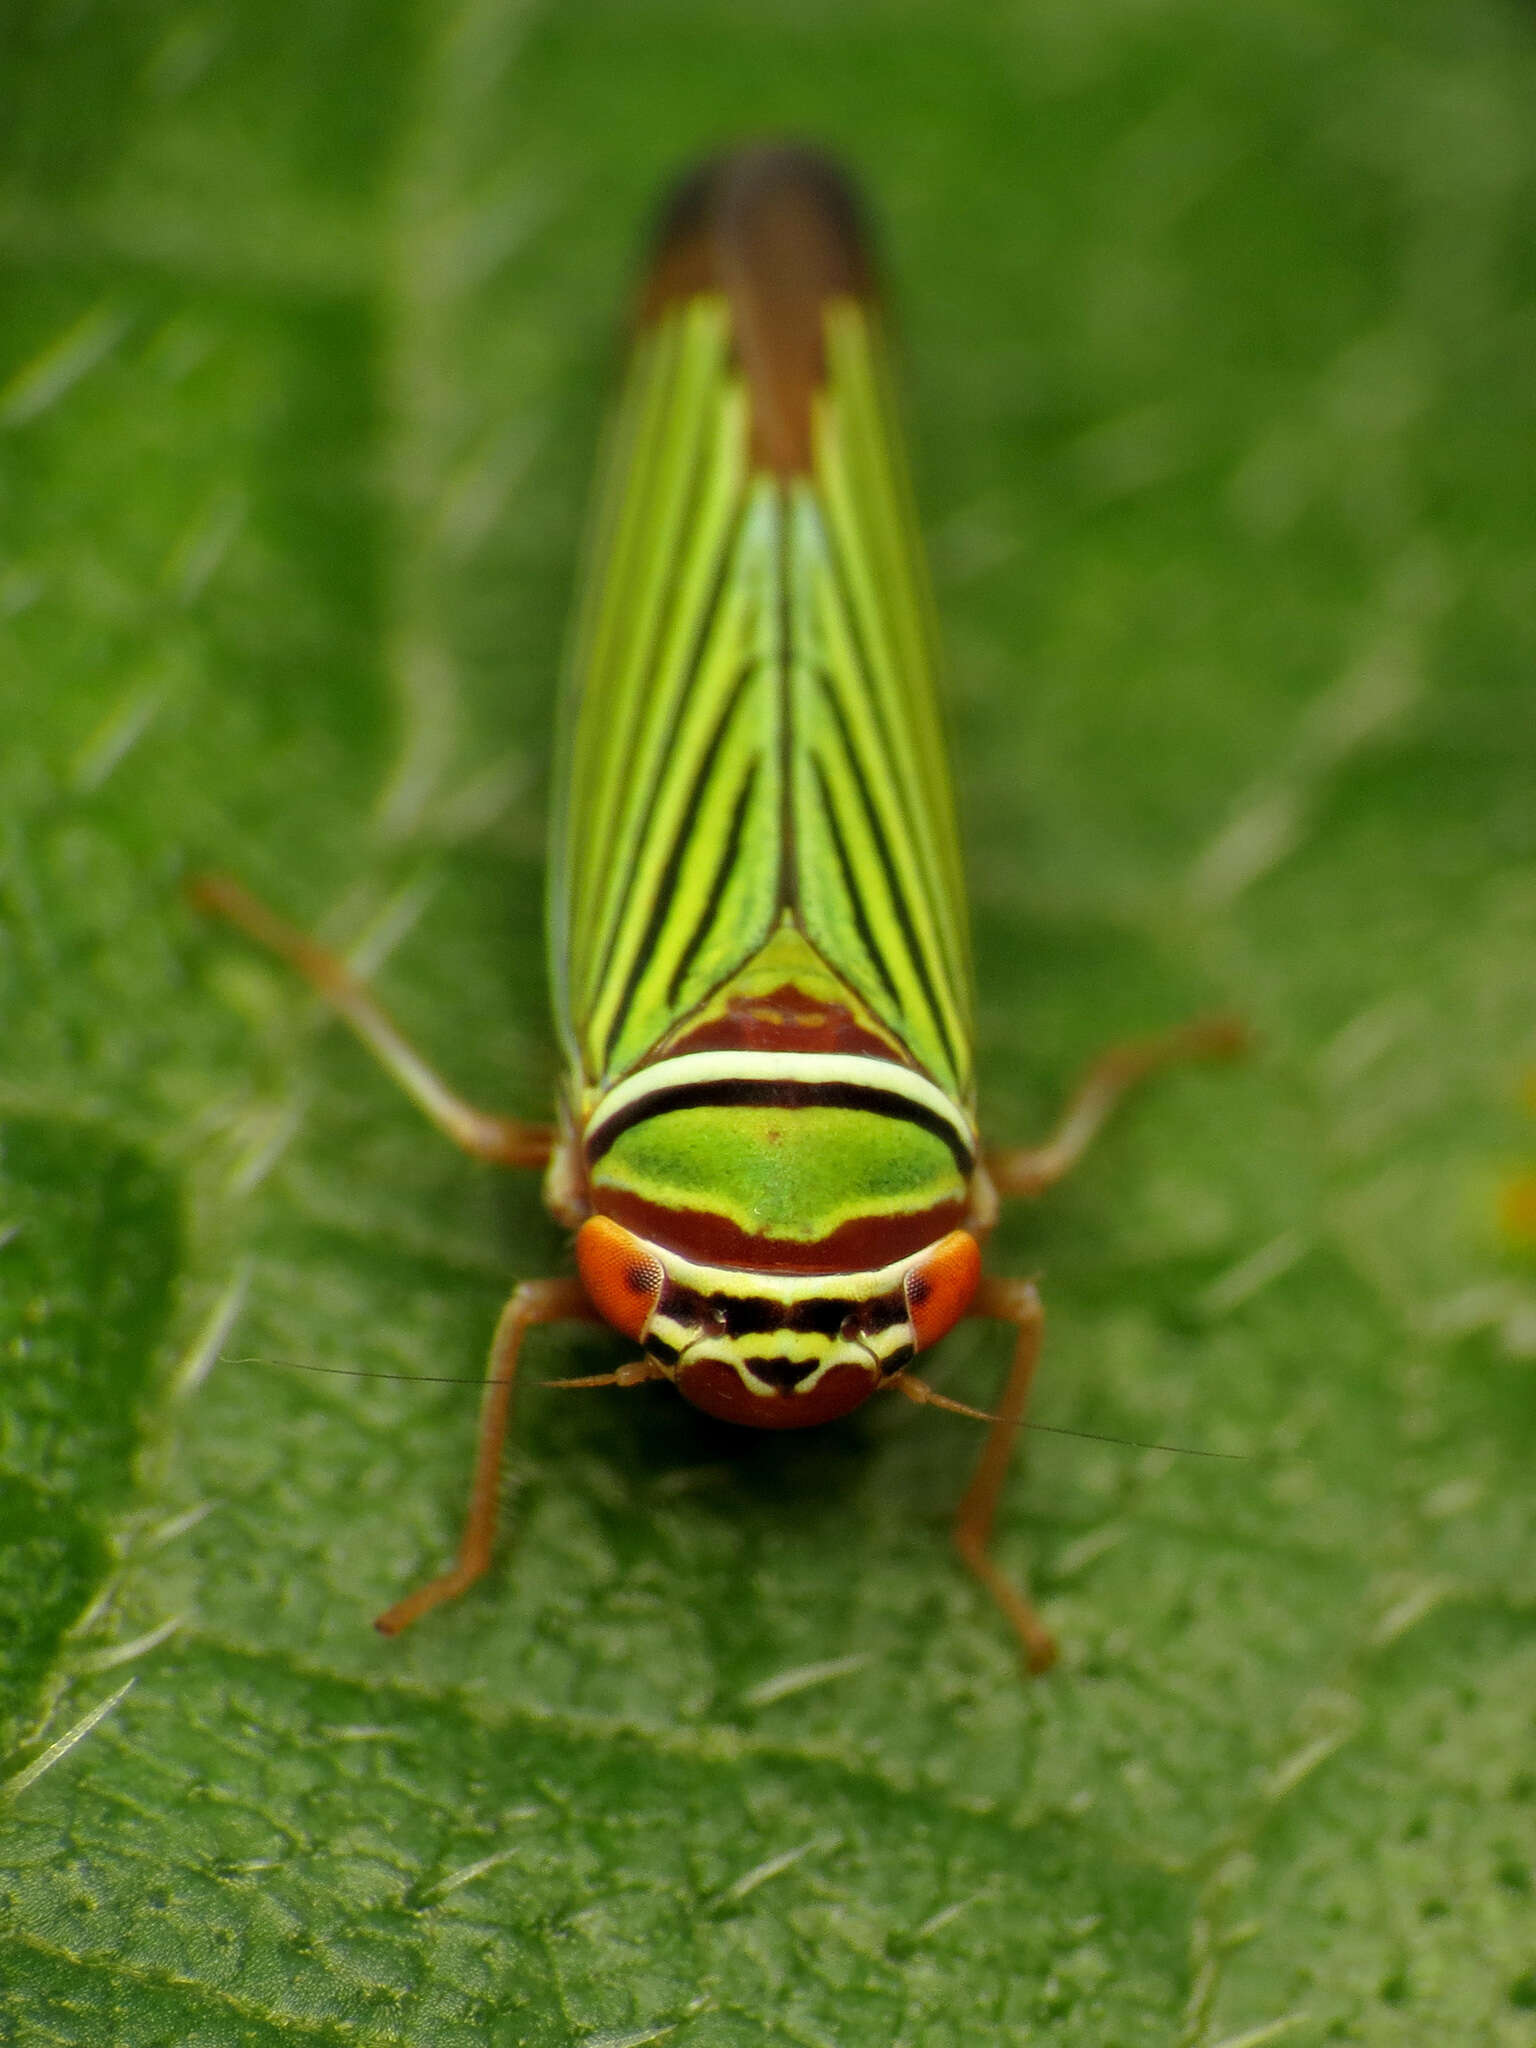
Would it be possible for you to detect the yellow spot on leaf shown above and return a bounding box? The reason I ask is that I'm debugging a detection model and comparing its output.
[1497,1173,1536,1256]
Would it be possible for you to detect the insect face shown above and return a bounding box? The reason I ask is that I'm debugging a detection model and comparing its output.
[658,1272,903,1429]
[576,1214,983,1430]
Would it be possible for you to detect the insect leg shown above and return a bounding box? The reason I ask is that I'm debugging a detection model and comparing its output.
[987,1014,1245,1198]
[374,1275,597,1635]
[952,1276,1056,1674]
[190,872,555,1167]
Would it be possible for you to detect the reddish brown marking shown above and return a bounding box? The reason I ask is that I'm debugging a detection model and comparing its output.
[593,1187,969,1275]
[905,1230,982,1350]
[637,146,877,477]
[660,986,913,1065]
[575,1216,664,1342]
[675,1354,879,1430]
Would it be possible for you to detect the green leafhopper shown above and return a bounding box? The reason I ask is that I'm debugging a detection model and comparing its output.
[196,146,1241,1671]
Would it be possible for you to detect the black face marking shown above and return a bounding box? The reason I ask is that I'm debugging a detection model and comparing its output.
[879,1341,916,1376]
[655,1278,908,1342]
[844,1295,910,1340]
[749,1356,820,1392]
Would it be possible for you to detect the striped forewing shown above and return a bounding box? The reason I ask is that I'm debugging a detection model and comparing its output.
[790,303,971,1096]
[549,302,776,1076]
[550,285,972,1103]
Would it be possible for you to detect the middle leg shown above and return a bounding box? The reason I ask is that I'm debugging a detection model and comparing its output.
[190,871,556,1168]
[988,1014,1246,1199]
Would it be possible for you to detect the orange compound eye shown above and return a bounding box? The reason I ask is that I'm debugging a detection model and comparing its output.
[904,1230,982,1350]
[575,1215,665,1342]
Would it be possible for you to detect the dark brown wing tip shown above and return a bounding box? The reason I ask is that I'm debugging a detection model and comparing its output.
[636,144,880,475]
[639,145,876,320]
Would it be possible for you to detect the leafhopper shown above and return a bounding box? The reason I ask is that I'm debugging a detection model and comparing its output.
[196,147,1240,1671]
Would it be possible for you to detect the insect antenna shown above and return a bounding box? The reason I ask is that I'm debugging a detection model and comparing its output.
[223,1356,490,1386]
[232,1355,1248,1456]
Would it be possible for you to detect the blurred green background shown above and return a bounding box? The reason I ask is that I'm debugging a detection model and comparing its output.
[3,1,1535,2042]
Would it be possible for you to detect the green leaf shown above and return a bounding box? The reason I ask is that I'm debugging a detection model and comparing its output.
[4,1,1535,2042]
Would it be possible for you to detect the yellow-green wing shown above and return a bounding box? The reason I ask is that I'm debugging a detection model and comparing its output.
[548,298,783,1091]
[548,291,973,1103]
[787,302,972,1100]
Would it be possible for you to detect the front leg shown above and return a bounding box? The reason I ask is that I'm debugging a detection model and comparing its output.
[952,1277,1056,1674]
[375,1276,597,1635]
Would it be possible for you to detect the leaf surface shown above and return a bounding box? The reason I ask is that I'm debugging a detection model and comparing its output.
[3,2,1535,2042]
